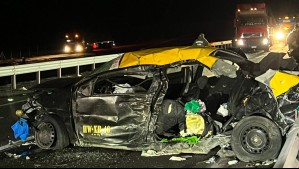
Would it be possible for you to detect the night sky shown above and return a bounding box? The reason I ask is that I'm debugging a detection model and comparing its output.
[1,0,299,53]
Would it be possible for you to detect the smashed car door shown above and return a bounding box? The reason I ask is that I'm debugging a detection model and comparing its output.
[73,68,156,148]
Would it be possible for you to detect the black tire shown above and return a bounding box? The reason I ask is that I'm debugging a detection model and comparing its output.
[231,116,282,162]
[35,115,70,150]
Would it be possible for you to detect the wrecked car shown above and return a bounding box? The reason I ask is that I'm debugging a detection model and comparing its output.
[15,45,299,162]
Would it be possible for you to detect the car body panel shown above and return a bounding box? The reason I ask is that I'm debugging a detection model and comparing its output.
[119,46,218,69]
[73,68,160,147]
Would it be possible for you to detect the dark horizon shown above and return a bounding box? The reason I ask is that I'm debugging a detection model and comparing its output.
[1,0,299,54]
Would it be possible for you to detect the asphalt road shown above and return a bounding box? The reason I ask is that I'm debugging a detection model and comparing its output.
[0,143,274,168]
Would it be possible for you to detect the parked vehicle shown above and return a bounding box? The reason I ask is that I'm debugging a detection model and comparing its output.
[15,44,299,162]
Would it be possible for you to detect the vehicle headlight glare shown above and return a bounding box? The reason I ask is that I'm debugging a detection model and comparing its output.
[237,39,244,46]
[262,38,269,45]
[75,44,83,52]
[275,31,285,40]
[64,45,71,53]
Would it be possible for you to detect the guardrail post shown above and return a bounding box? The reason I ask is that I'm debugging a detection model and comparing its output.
[11,74,16,90]
[57,68,62,78]
[76,65,80,77]
[36,71,41,84]
[92,63,95,70]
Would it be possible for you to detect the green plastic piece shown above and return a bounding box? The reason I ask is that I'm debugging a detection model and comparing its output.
[184,100,201,113]
[160,136,200,145]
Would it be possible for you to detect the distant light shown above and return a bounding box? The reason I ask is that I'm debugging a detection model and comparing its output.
[66,40,71,42]
[293,16,296,19]
[237,9,240,12]
[254,8,257,10]
[7,98,14,102]
[92,43,97,49]
[237,39,244,46]
[65,35,69,38]
[75,34,79,38]
[64,45,71,53]
[285,16,289,19]
[250,8,253,10]
[75,44,83,52]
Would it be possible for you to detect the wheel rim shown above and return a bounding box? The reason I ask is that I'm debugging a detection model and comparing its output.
[240,125,270,154]
[36,122,55,148]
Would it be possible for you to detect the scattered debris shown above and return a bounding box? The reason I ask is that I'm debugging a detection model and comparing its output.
[228,159,238,165]
[141,150,158,157]
[146,135,231,157]
[262,159,276,166]
[181,155,192,159]
[205,156,216,164]
[21,87,27,90]
[0,136,34,153]
[255,162,261,166]
[4,152,21,159]
[169,156,186,161]
[216,143,235,158]
[141,149,176,157]
[216,148,235,158]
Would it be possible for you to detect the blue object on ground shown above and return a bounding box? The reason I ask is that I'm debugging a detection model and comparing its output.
[11,118,29,142]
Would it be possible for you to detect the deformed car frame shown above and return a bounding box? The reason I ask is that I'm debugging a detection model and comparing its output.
[16,45,299,162]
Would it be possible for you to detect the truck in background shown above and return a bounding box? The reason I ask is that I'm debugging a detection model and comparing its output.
[63,33,90,53]
[233,3,276,52]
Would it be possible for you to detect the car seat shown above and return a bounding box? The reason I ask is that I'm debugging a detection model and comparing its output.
[181,76,208,103]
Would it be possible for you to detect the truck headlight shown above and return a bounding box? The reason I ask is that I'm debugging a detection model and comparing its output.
[237,39,244,46]
[75,44,83,52]
[64,45,71,53]
[262,38,269,45]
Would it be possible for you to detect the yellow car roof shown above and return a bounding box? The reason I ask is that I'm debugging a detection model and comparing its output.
[119,46,218,69]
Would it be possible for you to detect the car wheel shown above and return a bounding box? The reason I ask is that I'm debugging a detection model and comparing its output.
[35,115,69,150]
[231,116,282,162]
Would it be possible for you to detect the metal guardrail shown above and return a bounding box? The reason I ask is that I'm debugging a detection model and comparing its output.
[209,40,233,48]
[0,41,232,89]
[0,54,121,89]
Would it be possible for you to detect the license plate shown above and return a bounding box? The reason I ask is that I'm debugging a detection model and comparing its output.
[251,46,257,48]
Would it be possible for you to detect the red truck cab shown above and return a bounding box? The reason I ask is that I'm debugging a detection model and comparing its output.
[234,3,275,52]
